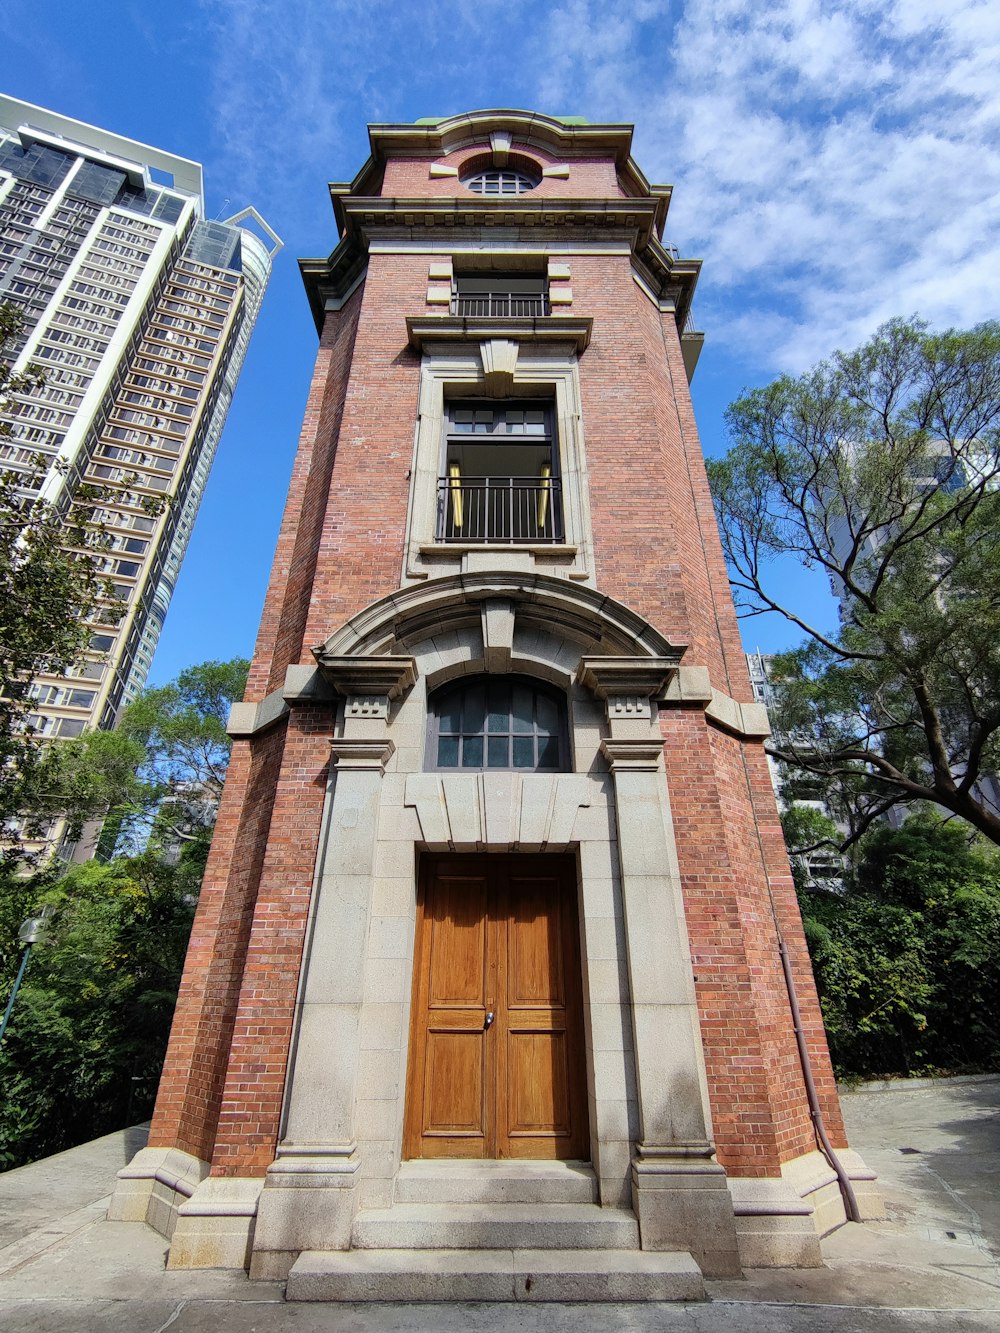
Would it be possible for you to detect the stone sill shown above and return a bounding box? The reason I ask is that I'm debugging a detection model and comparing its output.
[418,543,579,557]
[406,315,592,353]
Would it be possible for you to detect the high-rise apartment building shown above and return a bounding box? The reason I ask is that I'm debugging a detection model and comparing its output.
[0,95,280,750]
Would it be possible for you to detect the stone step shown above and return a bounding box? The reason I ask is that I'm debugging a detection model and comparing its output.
[393,1159,598,1205]
[287,1247,706,1303]
[352,1202,640,1251]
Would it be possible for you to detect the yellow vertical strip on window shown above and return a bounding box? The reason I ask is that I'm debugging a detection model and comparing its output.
[536,461,551,530]
[449,461,463,528]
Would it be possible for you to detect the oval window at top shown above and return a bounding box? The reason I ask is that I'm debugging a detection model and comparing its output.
[462,168,539,196]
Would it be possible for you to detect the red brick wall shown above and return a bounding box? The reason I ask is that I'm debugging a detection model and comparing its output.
[573,253,749,696]
[299,253,425,648]
[382,144,626,198]
[150,292,363,1162]
[661,708,845,1173]
[209,708,333,1175]
[149,723,286,1161]
[248,290,364,698]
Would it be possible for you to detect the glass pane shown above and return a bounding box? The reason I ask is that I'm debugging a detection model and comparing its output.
[488,736,509,767]
[438,689,463,733]
[464,683,486,734]
[536,692,559,734]
[487,680,510,732]
[437,736,459,767]
[462,735,484,767]
[538,735,561,768]
[512,736,534,768]
[512,685,533,733]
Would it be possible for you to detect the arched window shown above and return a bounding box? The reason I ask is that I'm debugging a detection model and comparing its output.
[427,676,569,771]
[462,168,539,195]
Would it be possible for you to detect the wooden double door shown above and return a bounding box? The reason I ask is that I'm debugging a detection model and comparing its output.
[404,854,589,1160]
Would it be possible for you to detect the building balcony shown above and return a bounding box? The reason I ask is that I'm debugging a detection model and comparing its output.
[450,291,550,318]
[436,475,563,543]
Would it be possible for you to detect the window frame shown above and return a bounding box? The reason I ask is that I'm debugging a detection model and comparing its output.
[426,674,571,773]
[402,339,594,581]
[461,168,540,196]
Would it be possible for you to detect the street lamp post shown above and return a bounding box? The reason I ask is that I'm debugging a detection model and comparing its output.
[0,913,49,1045]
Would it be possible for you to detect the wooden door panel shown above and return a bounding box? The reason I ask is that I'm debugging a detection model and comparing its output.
[498,861,587,1159]
[405,854,589,1161]
[507,877,566,1007]
[506,1030,573,1134]
[404,861,490,1158]
[423,1028,486,1140]
[427,875,488,1006]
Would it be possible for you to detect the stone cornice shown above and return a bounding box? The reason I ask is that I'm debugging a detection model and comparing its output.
[406,315,592,354]
[329,738,396,771]
[298,235,368,332]
[599,737,665,772]
[336,194,662,242]
[299,194,701,336]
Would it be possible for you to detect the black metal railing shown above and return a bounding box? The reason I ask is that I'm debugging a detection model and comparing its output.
[436,476,563,543]
[451,291,549,318]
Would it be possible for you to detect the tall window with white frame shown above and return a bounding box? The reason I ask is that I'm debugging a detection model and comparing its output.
[438,400,562,543]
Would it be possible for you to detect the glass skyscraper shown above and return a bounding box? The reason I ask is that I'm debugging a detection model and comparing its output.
[0,96,280,760]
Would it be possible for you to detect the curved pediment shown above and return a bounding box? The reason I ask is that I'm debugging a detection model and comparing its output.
[313,573,686,681]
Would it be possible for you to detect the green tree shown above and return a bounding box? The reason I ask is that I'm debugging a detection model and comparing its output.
[5,658,248,865]
[708,318,1000,848]
[0,658,247,1166]
[0,854,197,1167]
[799,815,1000,1077]
[116,657,249,856]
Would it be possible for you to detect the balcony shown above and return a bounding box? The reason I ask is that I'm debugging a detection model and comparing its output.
[450,290,549,318]
[436,475,563,543]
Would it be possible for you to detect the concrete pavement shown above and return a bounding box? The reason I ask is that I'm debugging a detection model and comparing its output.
[0,1075,997,1330]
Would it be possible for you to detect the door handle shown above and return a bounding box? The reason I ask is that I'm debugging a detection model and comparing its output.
[484,1011,495,1029]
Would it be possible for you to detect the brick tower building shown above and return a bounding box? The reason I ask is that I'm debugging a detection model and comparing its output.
[111,111,881,1300]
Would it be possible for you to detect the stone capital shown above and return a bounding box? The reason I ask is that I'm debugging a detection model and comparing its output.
[329,738,395,771]
[599,737,664,772]
[578,656,680,702]
[313,654,417,702]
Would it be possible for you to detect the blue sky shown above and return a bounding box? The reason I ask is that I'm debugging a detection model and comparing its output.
[3,0,998,682]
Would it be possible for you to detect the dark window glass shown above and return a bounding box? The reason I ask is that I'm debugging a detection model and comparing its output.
[429,676,569,772]
[462,169,539,195]
[185,220,242,272]
[437,735,459,767]
[70,161,126,206]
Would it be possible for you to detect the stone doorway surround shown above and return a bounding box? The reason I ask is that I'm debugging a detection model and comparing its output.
[112,572,879,1278]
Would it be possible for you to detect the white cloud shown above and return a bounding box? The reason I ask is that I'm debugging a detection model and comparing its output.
[525,0,1000,369]
[195,0,999,371]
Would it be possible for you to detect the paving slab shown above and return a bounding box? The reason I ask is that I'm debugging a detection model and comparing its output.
[0,1076,995,1330]
[0,1123,149,1253]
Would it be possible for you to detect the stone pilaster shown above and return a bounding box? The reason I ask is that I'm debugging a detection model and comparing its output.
[251,657,414,1278]
[581,657,741,1278]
